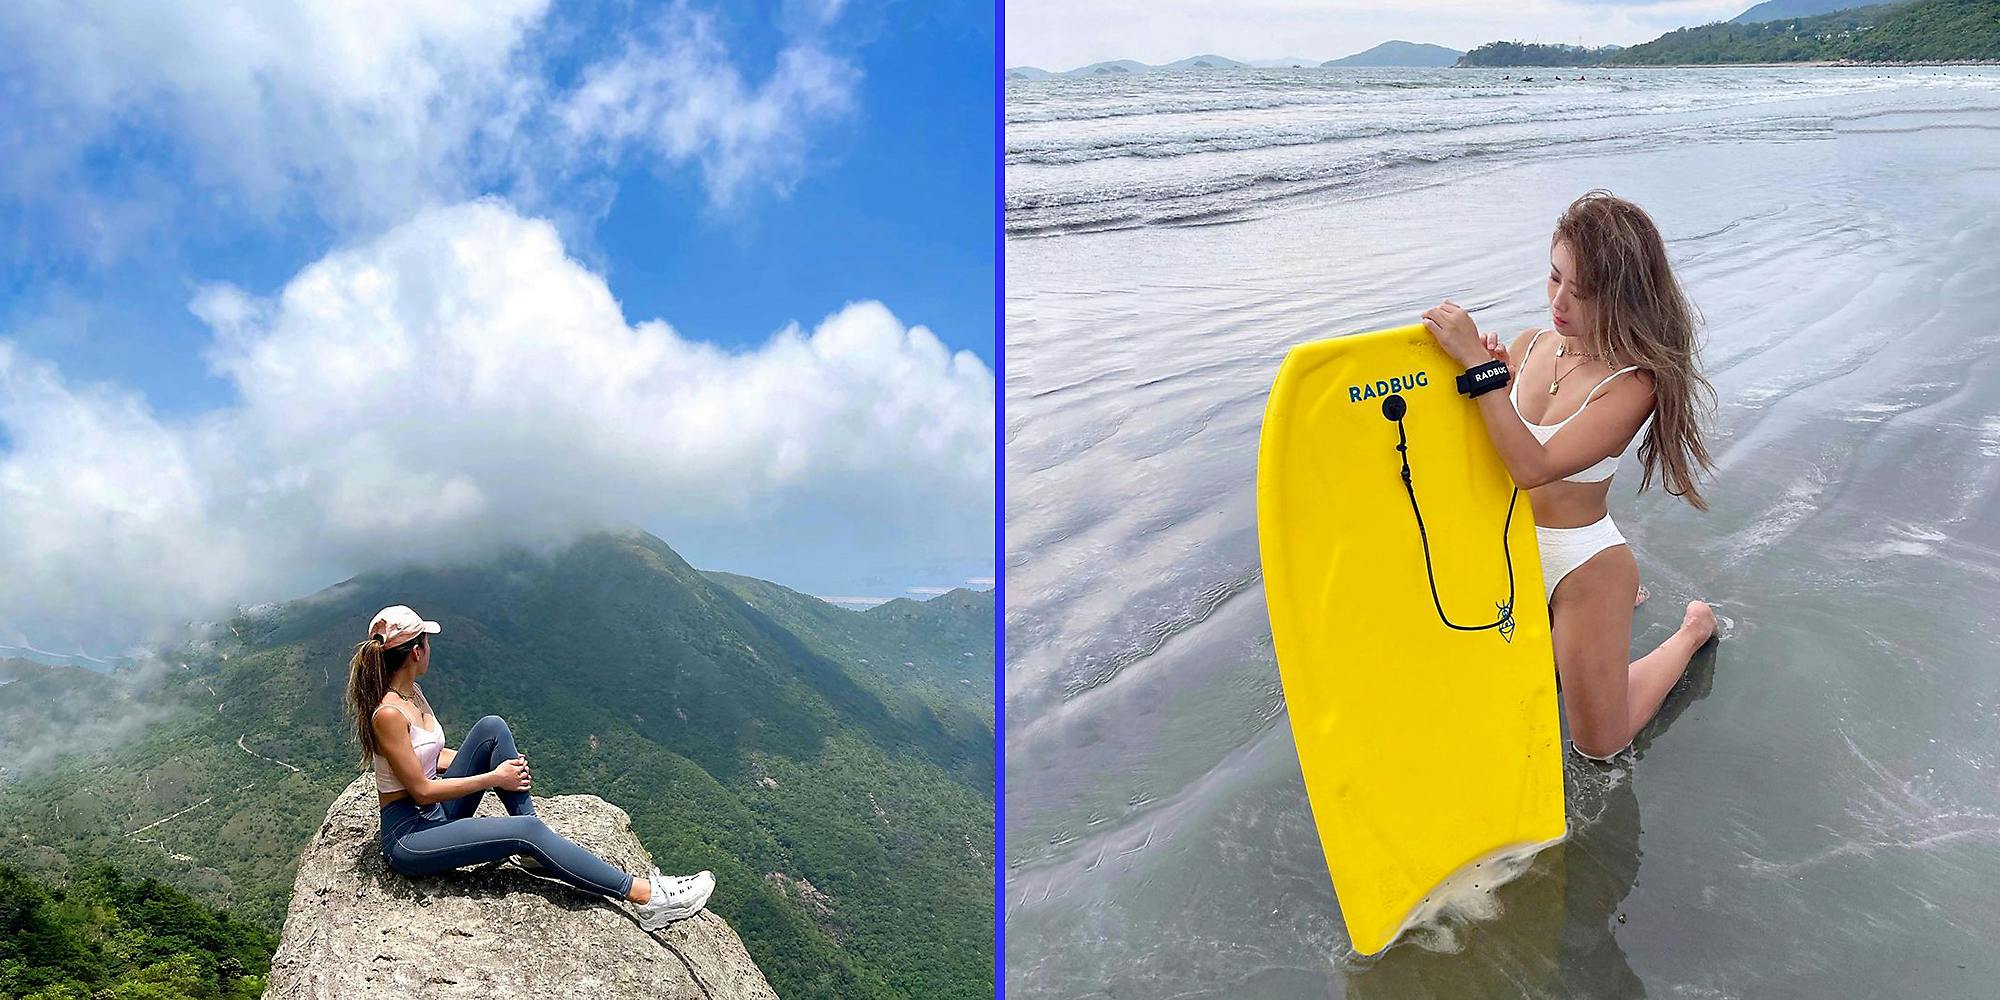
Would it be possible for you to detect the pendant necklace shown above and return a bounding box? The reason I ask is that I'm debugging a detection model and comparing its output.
[1549,358,1592,396]
[1551,337,1611,395]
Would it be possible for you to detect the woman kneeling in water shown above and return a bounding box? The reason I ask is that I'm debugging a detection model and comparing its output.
[1422,190,1720,760]
[348,604,714,927]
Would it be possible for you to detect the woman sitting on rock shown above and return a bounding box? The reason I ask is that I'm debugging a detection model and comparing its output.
[346,604,714,928]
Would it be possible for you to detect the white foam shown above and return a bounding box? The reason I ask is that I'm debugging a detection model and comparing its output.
[1873,522,1952,558]
[1874,540,1935,557]
[1711,609,1738,641]
[1364,835,1564,956]
[1977,416,2000,457]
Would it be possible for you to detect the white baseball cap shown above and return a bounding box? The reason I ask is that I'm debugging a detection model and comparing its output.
[369,605,441,648]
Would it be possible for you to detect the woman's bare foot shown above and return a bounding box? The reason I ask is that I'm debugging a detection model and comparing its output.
[1635,584,1649,609]
[1682,600,1718,645]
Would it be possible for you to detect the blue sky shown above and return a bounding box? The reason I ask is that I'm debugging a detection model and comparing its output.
[0,0,995,652]
[4,0,994,416]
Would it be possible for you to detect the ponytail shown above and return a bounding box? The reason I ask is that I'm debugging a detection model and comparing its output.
[345,632,425,769]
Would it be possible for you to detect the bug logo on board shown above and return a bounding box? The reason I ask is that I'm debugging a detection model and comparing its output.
[1348,371,1428,403]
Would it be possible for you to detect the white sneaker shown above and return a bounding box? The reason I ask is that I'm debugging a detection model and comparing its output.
[654,871,704,900]
[634,869,714,929]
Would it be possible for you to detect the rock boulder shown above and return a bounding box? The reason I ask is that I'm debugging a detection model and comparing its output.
[263,774,776,999]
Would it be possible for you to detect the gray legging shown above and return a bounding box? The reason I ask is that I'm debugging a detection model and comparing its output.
[379,715,635,900]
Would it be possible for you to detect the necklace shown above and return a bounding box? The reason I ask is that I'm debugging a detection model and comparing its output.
[1549,356,1598,396]
[1554,337,1612,362]
[1550,336,1614,395]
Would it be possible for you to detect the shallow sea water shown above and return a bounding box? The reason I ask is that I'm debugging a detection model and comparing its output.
[1005,68,2000,998]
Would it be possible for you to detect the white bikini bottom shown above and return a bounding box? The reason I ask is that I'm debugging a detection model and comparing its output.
[1535,516,1627,604]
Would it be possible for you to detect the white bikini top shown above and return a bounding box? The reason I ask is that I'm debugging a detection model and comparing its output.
[374,701,444,794]
[1509,329,1651,484]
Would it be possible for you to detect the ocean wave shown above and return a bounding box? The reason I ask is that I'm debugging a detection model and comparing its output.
[1003,80,2000,235]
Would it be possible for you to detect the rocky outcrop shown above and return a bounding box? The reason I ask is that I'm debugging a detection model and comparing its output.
[264,775,776,999]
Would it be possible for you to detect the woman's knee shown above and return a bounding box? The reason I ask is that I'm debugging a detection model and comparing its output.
[521,816,561,846]
[1571,734,1630,761]
[470,715,516,745]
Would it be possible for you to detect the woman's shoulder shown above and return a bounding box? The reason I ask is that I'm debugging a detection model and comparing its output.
[1588,364,1657,415]
[1616,365,1657,395]
[372,695,416,726]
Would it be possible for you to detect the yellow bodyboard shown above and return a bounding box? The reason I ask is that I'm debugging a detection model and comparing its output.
[1256,324,1566,955]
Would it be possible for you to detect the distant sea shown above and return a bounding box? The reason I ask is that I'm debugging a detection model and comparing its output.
[1006,66,2000,998]
[1006,66,2000,235]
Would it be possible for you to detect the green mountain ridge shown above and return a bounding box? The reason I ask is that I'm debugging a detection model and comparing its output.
[1612,0,1998,63]
[1322,40,1464,67]
[705,573,993,739]
[1456,41,1621,67]
[1458,0,1995,65]
[0,530,994,1000]
[1007,44,1468,76]
[1733,0,1877,23]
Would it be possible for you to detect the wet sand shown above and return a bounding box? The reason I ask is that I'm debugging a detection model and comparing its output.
[1005,74,2000,997]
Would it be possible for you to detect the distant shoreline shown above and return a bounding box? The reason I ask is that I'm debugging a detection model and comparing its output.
[1589,59,2000,69]
[1008,60,2000,80]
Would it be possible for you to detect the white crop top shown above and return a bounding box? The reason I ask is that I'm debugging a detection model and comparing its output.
[1509,329,1650,484]
[374,704,444,794]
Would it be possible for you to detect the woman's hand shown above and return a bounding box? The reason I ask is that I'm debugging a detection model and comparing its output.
[490,755,531,793]
[1421,300,1491,369]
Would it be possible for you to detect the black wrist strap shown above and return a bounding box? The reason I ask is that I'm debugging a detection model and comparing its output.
[1457,360,1510,397]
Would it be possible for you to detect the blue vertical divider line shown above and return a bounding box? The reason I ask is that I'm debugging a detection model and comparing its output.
[992,0,1007,993]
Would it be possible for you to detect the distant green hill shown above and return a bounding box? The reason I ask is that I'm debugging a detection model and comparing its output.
[1457,0,1992,65]
[0,860,276,999]
[0,531,994,1000]
[1068,59,1150,76]
[1456,41,1621,67]
[1807,0,1996,60]
[705,573,992,737]
[1613,0,2000,63]
[1732,0,1876,23]
[1160,54,1247,69]
[1613,2,1903,62]
[1323,40,1464,67]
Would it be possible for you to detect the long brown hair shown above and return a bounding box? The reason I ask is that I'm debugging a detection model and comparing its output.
[346,633,427,768]
[1554,190,1716,510]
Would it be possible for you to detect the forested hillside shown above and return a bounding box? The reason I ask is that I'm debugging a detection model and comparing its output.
[0,531,995,1000]
[0,861,277,1000]
[1458,0,1996,65]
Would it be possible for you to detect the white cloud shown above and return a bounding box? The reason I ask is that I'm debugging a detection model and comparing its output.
[0,342,262,646]
[558,6,859,206]
[907,586,955,596]
[0,0,549,233]
[0,199,992,651]
[819,596,896,608]
[0,0,862,252]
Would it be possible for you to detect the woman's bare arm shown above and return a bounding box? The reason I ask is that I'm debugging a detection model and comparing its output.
[1427,312,1652,489]
[1473,368,1653,488]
